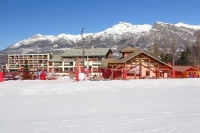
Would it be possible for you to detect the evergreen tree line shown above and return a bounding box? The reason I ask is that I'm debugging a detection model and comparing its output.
[149,31,200,66]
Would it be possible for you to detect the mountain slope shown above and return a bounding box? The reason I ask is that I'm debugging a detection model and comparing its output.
[1,21,200,56]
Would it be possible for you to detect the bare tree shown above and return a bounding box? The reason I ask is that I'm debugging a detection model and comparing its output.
[162,40,168,55]
[170,40,176,54]
[153,40,160,59]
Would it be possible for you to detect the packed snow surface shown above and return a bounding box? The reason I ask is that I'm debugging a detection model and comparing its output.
[0,79,200,133]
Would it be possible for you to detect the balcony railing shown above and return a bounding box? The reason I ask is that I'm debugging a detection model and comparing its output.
[62,58,102,62]
[62,58,76,62]
[54,64,62,66]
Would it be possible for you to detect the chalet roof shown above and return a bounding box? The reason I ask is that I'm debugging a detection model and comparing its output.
[61,48,112,57]
[108,51,171,68]
[120,46,139,53]
[101,58,118,68]
[174,66,199,72]
[49,54,62,62]
[192,65,200,70]
[111,50,142,63]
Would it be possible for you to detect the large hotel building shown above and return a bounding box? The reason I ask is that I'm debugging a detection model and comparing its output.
[7,54,50,72]
[6,48,113,75]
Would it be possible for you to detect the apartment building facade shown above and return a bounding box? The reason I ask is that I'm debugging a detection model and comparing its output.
[7,54,50,72]
[48,48,112,75]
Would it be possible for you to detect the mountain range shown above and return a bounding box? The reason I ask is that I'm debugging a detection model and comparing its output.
[0,21,200,64]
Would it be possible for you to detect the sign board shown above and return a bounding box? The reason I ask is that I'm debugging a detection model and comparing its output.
[79,73,85,80]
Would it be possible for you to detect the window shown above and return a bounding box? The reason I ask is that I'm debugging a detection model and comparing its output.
[146,71,150,77]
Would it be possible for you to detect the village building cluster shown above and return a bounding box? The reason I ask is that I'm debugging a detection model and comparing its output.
[3,46,200,80]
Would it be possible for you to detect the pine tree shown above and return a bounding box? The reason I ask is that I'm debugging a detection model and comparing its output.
[24,63,29,72]
[160,53,165,62]
[22,62,31,80]
[162,40,168,55]
[164,53,173,64]
[178,47,191,65]
[191,44,197,65]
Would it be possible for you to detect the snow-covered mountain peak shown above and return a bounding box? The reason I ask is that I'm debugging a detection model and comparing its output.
[155,21,200,30]
[31,34,42,38]
[176,22,185,25]
[11,22,154,49]
[33,34,43,37]
[7,21,200,51]
[30,34,45,39]
[117,22,134,27]
[10,34,57,48]
[154,21,172,27]
[57,33,76,39]
[104,22,152,35]
[56,33,94,42]
[155,21,168,24]
[175,22,200,30]
[56,33,91,38]
[30,34,55,39]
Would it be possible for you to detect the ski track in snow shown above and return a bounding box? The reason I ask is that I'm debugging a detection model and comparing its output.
[0,79,200,133]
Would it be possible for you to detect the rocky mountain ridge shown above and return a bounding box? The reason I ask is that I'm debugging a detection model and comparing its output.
[1,21,200,57]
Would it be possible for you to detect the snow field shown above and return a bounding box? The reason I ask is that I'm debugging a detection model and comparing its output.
[0,79,200,133]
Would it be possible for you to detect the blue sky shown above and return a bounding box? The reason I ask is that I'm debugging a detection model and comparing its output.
[0,0,200,50]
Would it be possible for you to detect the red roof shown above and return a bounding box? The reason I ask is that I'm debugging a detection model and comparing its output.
[174,66,199,72]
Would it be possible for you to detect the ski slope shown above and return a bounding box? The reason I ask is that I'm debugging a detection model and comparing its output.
[0,79,200,133]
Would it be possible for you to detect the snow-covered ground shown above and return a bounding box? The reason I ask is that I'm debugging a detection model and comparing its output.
[0,79,200,133]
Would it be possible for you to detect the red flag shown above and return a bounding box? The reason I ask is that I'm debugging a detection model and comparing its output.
[0,72,3,82]
[76,58,81,82]
[172,70,176,78]
[41,70,45,80]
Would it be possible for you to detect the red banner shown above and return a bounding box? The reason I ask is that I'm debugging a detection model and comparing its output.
[41,70,45,80]
[0,72,3,82]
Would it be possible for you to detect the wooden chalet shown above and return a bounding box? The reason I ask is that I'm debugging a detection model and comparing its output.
[102,46,173,80]
[174,66,200,78]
